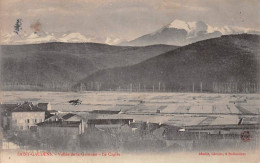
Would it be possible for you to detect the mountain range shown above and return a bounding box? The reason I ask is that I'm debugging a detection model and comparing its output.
[119,19,260,46]
[0,31,121,45]
[1,19,259,46]
[77,34,260,92]
[1,18,260,92]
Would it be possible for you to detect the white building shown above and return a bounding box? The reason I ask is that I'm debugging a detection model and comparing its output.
[9,102,45,130]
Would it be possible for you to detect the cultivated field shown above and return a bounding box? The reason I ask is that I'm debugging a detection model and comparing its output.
[1,91,259,113]
[1,91,260,126]
[1,91,260,154]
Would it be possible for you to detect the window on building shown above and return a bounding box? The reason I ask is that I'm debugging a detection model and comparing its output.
[34,119,37,123]
[26,119,30,123]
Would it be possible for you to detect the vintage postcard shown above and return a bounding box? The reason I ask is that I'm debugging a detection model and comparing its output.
[0,0,259,163]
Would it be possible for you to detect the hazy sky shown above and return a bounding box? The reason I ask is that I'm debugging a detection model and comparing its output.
[0,0,259,41]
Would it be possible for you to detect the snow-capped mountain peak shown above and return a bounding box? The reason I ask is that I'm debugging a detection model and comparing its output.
[59,33,91,43]
[168,19,196,33]
[120,19,260,46]
[167,19,260,35]
[1,19,259,46]
[105,36,121,45]
[168,19,217,35]
[27,33,40,39]
[0,31,123,45]
[1,32,94,45]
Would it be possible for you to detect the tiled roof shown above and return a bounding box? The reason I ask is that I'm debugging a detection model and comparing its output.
[11,102,45,112]
[37,121,81,127]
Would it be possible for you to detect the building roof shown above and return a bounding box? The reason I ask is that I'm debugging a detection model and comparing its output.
[95,124,124,128]
[45,114,55,120]
[87,119,133,125]
[11,102,45,112]
[89,110,121,114]
[0,104,18,111]
[38,103,49,106]
[183,123,260,131]
[46,114,63,120]
[62,113,76,120]
[48,110,58,113]
[37,121,81,127]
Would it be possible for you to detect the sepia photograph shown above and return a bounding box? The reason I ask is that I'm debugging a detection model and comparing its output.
[0,0,259,163]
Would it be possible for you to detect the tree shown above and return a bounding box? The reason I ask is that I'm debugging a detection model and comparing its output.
[14,19,22,35]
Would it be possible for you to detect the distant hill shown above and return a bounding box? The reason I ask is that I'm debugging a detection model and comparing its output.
[0,42,177,91]
[78,34,260,92]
